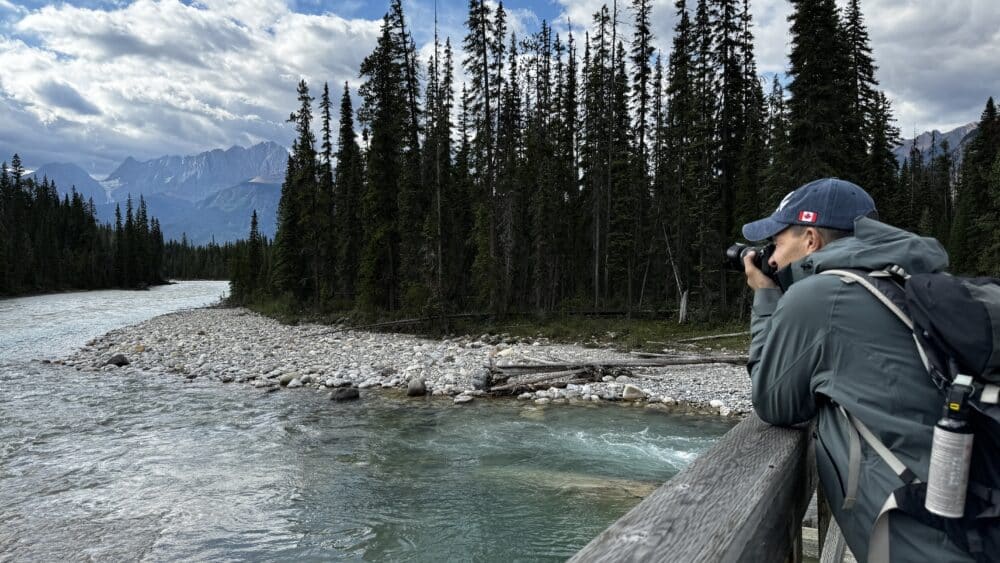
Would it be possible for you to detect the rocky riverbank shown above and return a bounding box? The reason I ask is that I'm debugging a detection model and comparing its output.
[62,308,752,416]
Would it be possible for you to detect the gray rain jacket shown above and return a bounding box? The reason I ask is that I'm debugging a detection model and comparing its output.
[748,217,974,562]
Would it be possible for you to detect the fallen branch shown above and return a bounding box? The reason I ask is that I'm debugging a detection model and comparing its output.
[493,356,747,374]
[675,331,750,344]
[321,313,490,334]
[489,368,589,392]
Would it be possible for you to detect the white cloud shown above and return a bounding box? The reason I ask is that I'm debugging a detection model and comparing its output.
[2,0,998,174]
[1,0,380,173]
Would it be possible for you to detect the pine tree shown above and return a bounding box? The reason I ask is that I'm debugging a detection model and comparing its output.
[113,203,124,286]
[464,0,502,310]
[273,152,301,298]
[494,32,524,314]
[388,0,428,311]
[786,0,854,184]
[863,91,900,216]
[984,153,1000,276]
[732,0,766,242]
[662,0,696,315]
[274,80,321,304]
[319,82,336,301]
[630,0,654,169]
[358,17,406,311]
[333,83,365,302]
[841,0,877,175]
[950,97,1000,274]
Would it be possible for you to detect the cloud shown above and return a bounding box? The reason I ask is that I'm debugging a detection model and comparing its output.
[2,0,998,175]
[35,80,102,115]
[1,0,381,173]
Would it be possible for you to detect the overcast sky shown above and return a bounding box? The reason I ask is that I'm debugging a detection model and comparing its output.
[1,0,997,175]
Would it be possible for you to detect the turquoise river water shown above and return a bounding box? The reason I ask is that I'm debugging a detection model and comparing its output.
[0,282,734,561]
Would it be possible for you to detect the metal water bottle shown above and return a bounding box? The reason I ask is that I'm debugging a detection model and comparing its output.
[925,374,975,518]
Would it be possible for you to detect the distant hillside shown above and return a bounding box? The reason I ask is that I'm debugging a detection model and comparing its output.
[103,141,288,202]
[94,180,280,245]
[26,162,109,204]
[893,122,978,168]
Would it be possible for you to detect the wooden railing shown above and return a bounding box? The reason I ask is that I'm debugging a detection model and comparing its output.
[570,414,817,562]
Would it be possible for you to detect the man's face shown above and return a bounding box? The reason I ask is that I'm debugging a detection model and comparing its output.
[769,227,814,270]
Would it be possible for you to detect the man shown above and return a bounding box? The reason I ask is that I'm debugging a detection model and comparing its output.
[741,178,973,561]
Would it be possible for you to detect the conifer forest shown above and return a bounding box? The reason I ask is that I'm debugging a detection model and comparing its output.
[0,157,165,295]
[217,0,996,321]
[0,155,237,295]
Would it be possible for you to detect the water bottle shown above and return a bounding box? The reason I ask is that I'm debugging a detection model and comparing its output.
[925,374,975,519]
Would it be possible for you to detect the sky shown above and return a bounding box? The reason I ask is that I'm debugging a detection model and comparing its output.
[1,0,998,176]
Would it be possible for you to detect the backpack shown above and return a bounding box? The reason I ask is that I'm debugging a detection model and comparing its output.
[819,267,1000,563]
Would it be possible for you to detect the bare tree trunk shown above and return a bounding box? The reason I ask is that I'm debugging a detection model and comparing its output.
[661,222,687,323]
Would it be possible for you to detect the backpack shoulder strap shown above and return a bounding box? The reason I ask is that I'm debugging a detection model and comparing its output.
[820,269,913,330]
[820,269,934,374]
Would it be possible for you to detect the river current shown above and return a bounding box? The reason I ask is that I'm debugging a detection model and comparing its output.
[0,282,734,561]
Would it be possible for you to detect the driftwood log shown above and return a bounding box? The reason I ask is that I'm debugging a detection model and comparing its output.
[494,355,747,373]
[487,353,748,394]
[675,331,751,343]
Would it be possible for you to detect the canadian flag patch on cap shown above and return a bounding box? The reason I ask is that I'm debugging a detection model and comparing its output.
[798,210,818,223]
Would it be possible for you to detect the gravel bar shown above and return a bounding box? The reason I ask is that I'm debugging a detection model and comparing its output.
[61,308,752,417]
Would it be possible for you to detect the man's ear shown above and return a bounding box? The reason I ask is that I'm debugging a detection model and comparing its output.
[806,227,823,251]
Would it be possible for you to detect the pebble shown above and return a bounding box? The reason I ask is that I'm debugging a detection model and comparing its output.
[454,395,474,405]
[67,308,753,416]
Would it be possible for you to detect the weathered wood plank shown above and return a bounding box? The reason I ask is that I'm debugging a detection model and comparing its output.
[570,414,814,563]
[819,520,848,563]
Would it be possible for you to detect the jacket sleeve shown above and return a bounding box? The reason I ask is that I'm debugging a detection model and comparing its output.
[747,282,833,426]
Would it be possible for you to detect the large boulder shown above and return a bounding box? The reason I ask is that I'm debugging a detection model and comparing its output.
[330,388,360,401]
[471,368,493,391]
[407,378,427,397]
[622,384,646,400]
[105,354,129,367]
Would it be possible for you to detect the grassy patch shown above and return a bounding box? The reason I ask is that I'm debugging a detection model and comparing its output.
[445,316,751,354]
[232,294,752,354]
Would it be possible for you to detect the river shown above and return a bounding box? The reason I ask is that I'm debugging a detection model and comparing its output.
[0,281,734,561]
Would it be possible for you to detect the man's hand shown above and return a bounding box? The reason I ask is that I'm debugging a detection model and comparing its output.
[744,251,778,290]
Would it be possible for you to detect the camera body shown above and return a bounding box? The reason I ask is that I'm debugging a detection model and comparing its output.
[725,242,777,277]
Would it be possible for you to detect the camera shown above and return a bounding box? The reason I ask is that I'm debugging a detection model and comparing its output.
[725,242,777,277]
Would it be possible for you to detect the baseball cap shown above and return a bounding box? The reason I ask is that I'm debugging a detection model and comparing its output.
[741,178,877,242]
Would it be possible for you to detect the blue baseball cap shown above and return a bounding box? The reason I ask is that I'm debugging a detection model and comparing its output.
[742,178,877,242]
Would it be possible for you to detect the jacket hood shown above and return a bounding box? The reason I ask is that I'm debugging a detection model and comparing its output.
[786,217,949,284]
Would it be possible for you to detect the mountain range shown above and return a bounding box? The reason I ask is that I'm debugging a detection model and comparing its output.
[893,122,978,168]
[25,123,981,246]
[27,142,288,244]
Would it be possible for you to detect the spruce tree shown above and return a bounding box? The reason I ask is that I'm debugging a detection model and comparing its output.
[319,82,336,301]
[951,97,999,273]
[663,0,696,315]
[838,0,875,175]
[464,0,501,310]
[358,17,406,311]
[984,153,1000,276]
[274,80,321,304]
[630,0,654,168]
[862,91,900,215]
[786,0,854,183]
[388,0,427,311]
[333,83,364,302]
